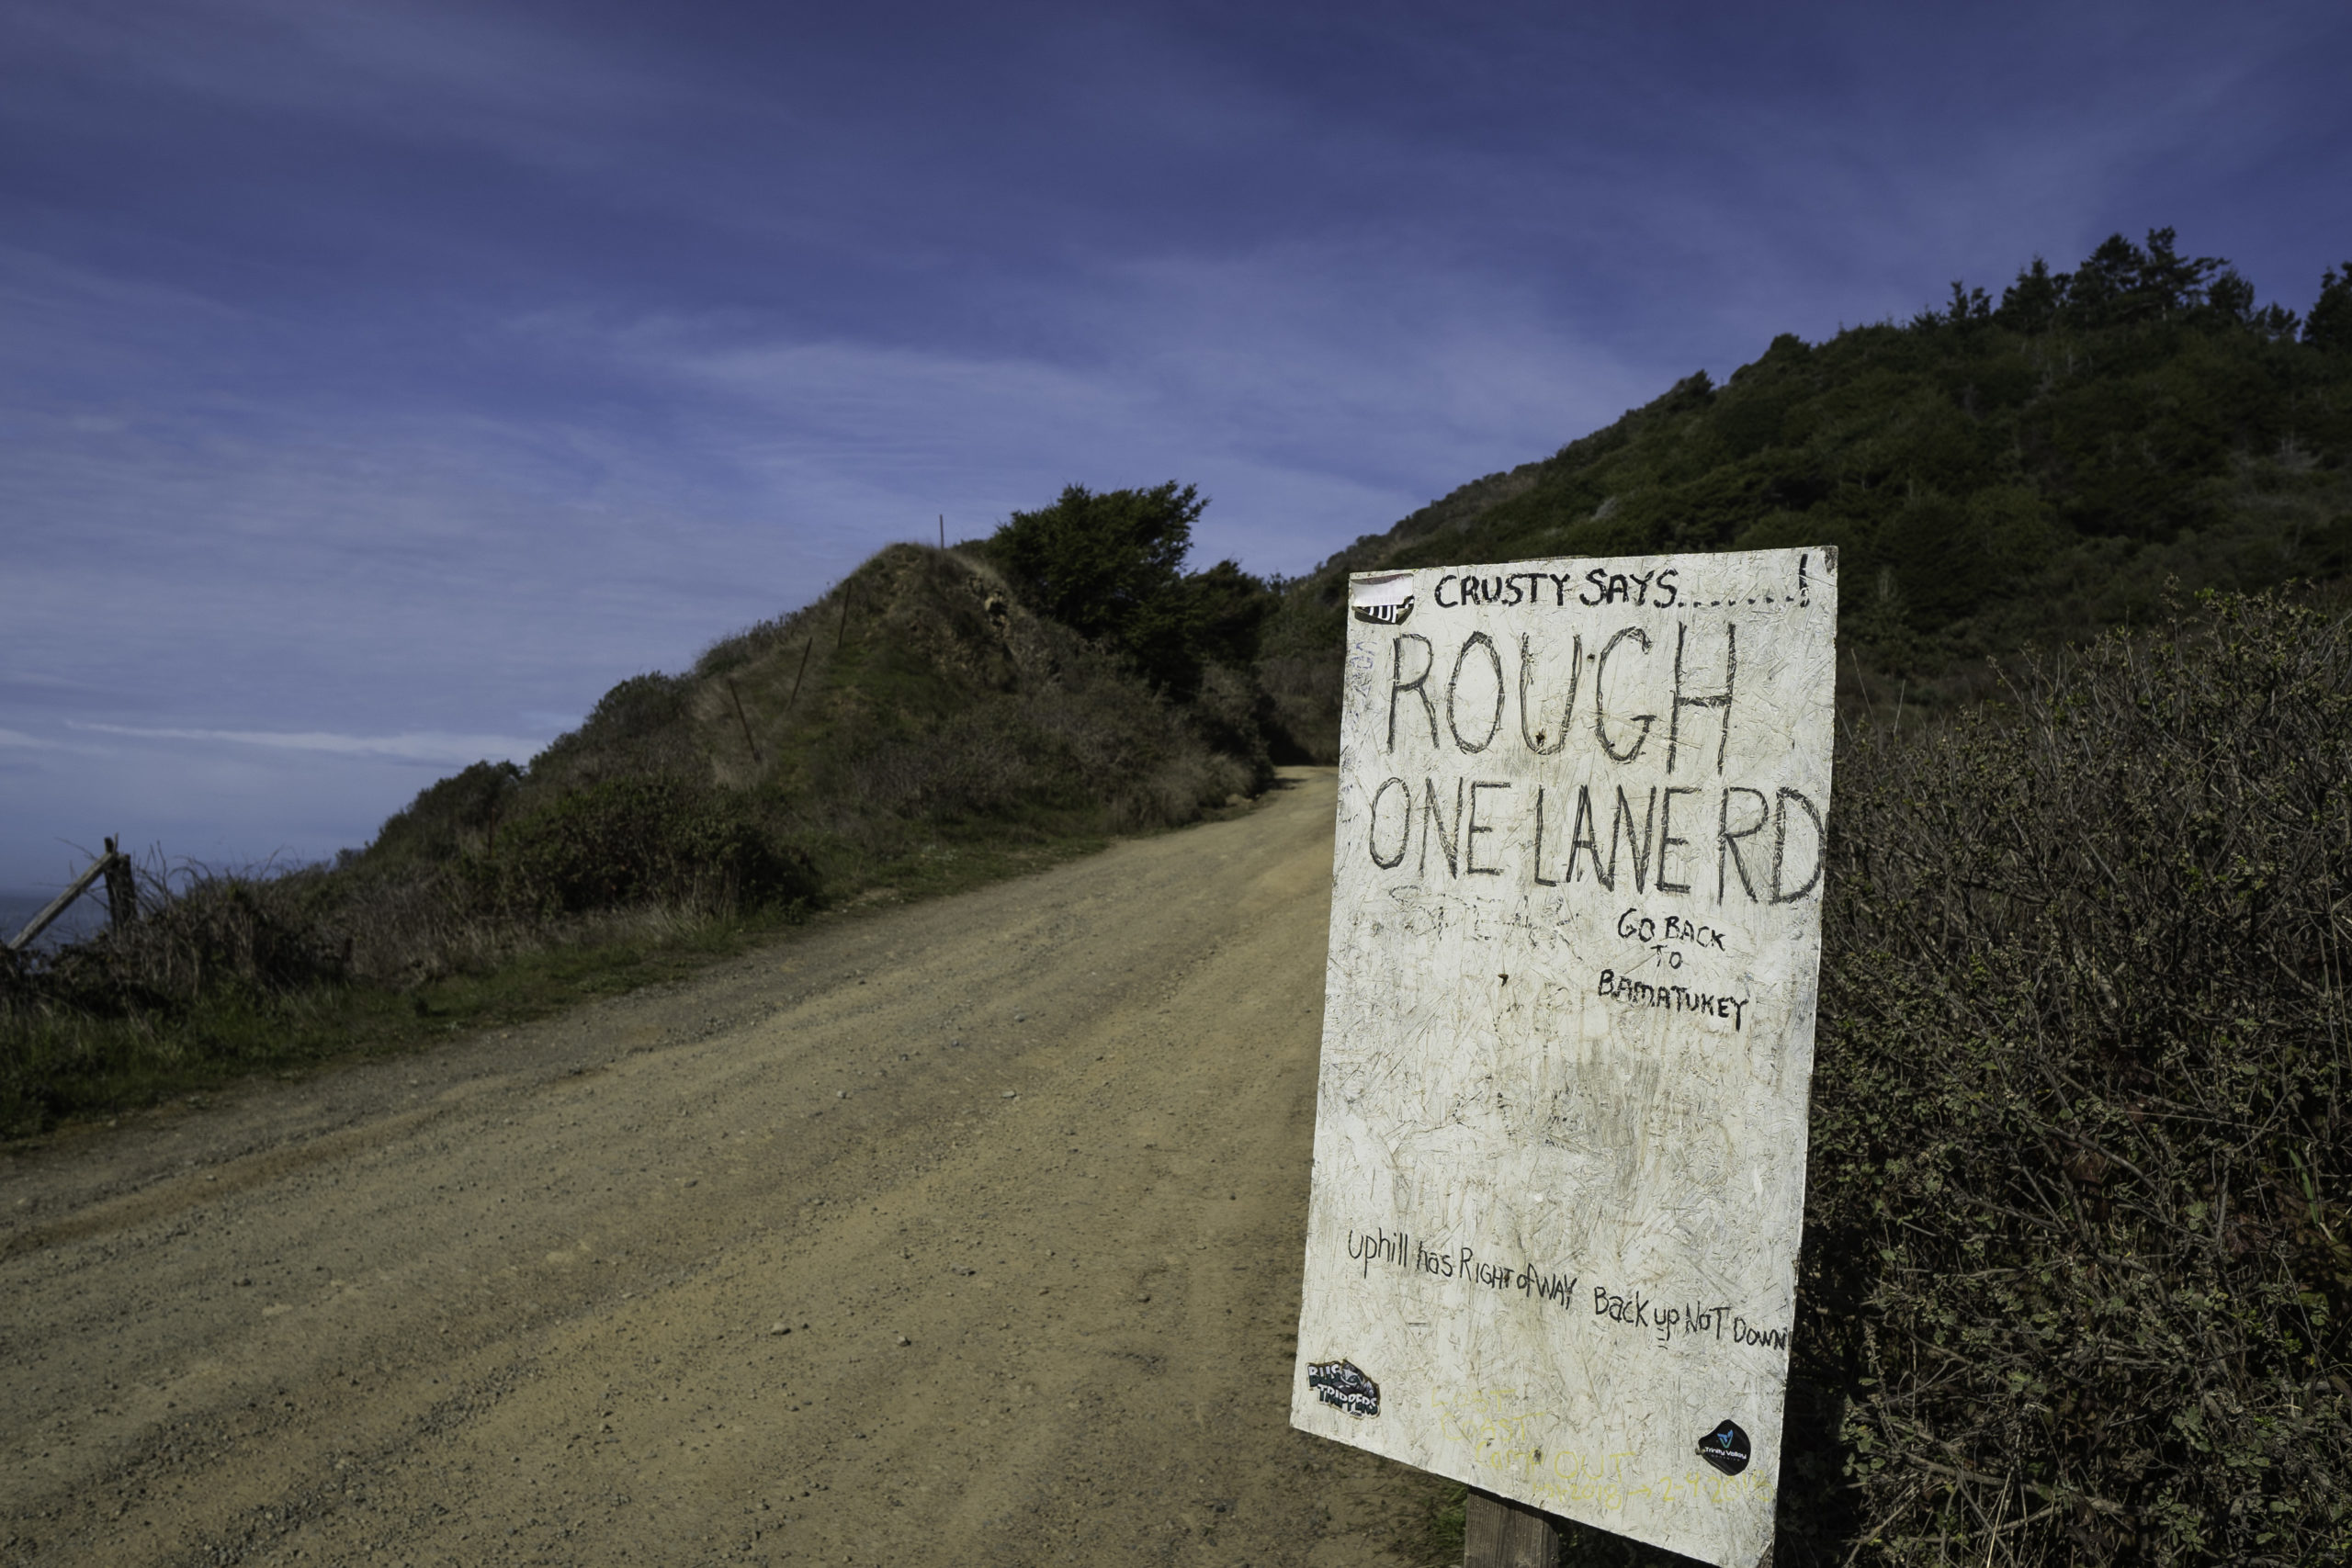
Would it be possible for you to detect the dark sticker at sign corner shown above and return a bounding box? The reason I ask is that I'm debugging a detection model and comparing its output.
[1352,595,1413,626]
[1306,1359,1380,1418]
[1697,1418,1751,1476]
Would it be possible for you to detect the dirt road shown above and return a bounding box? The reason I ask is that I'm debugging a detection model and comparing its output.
[2,769,1447,1566]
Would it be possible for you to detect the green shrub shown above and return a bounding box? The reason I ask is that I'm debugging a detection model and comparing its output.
[525,671,699,787]
[1794,590,2352,1565]
[462,778,817,919]
[365,759,522,867]
[988,481,1274,701]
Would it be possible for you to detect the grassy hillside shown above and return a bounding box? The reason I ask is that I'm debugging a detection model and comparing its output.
[367,540,1265,919]
[0,542,1266,1133]
[1262,230,2352,757]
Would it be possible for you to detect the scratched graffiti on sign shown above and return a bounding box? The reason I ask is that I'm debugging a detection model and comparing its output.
[1291,548,1837,1568]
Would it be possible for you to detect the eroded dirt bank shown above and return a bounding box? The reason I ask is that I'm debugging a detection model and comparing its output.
[2,769,1443,1566]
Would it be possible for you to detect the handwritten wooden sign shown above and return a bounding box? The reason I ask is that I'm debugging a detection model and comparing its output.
[1292,547,1838,1568]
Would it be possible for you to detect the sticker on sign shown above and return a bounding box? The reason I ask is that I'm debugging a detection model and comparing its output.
[1293,547,1838,1568]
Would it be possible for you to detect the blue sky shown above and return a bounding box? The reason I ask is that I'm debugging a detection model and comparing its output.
[3,0,2346,889]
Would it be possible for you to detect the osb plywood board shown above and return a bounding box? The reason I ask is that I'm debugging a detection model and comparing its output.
[1294,547,1838,1568]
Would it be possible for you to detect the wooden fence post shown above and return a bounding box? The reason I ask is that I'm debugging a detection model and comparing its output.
[785,641,814,711]
[723,678,763,765]
[6,849,116,952]
[1464,1490,1561,1568]
[102,836,137,932]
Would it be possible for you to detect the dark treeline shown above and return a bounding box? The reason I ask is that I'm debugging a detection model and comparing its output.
[1261,228,2352,755]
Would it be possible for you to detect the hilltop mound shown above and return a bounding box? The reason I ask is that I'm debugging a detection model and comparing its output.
[0,537,1275,1132]
[368,543,1266,914]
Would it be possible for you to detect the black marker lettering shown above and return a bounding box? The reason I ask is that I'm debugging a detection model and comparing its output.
[1770,787,1826,904]
[1420,777,1464,877]
[1717,787,1769,903]
[1612,785,1657,894]
[1367,776,1412,870]
[1387,635,1437,752]
[1446,633,1506,753]
[1657,786,1699,894]
[1593,626,1656,762]
[1566,786,1611,889]
[1517,631,1580,756]
[1668,621,1736,774]
[1532,786,1558,886]
[1465,782,1510,875]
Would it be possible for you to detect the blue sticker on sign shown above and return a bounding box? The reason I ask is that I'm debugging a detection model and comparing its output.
[1697,1419,1751,1475]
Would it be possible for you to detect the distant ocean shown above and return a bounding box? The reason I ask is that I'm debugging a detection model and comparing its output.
[0,886,122,952]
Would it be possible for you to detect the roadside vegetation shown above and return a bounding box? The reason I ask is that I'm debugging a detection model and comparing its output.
[1788,587,2351,1566]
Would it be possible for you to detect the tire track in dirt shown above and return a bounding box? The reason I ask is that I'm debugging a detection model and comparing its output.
[1,769,1443,1566]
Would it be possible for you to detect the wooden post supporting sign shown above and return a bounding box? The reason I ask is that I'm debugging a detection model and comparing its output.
[1293,548,1838,1568]
[1465,1490,1562,1568]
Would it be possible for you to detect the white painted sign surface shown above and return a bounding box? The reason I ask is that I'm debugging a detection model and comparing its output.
[1292,547,1838,1568]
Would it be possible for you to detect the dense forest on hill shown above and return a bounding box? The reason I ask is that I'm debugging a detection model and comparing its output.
[1259,228,2352,755]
